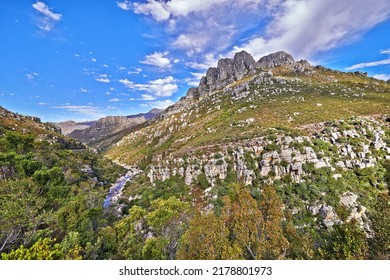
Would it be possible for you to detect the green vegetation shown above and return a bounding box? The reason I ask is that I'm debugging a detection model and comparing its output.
[0,127,124,259]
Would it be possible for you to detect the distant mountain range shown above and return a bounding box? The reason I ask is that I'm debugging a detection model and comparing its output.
[56,108,163,150]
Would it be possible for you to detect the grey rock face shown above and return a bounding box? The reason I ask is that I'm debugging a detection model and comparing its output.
[198,50,257,95]
[257,51,295,68]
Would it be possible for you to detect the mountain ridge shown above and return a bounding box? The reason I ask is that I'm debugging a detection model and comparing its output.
[66,108,163,150]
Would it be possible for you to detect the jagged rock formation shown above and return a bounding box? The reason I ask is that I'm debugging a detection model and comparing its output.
[160,51,314,119]
[197,50,302,97]
[257,51,295,68]
[68,108,162,150]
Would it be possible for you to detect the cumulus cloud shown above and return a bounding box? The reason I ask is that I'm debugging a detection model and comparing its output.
[141,51,172,68]
[130,0,390,70]
[117,1,132,11]
[132,0,263,20]
[141,94,156,101]
[119,76,178,97]
[133,1,170,21]
[109,98,121,102]
[232,0,390,60]
[95,74,111,83]
[127,67,142,74]
[32,1,62,31]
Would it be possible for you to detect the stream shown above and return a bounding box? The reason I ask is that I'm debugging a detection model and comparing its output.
[103,167,141,208]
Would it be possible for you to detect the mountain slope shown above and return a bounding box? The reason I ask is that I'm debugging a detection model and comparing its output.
[97,51,390,260]
[106,51,389,165]
[67,108,162,150]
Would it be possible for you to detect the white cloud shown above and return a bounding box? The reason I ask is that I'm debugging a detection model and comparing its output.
[128,67,143,74]
[373,74,390,81]
[379,49,390,54]
[346,58,390,70]
[186,53,220,70]
[118,66,127,71]
[95,74,111,83]
[80,88,89,93]
[95,78,110,83]
[32,1,62,31]
[118,78,134,87]
[141,94,156,101]
[184,72,205,86]
[32,1,62,21]
[132,0,263,20]
[231,0,390,60]
[133,1,170,21]
[142,99,175,109]
[53,105,105,119]
[131,0,390,65]
[140,51,172,68]
[25,72,39,80]
[117,1,132,11]
[119,76,178,97]
[172,34,207,56]
[109,98,121,102]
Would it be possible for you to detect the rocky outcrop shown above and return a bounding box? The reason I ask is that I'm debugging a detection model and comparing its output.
[198,50,258,95]
[145,116,388,189]
[197,51,303,97]
[160,50,311,119]
[257,51,295,68]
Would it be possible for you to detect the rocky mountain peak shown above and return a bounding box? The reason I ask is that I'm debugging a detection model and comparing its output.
[257,51,295,68]
[195,50,297,97]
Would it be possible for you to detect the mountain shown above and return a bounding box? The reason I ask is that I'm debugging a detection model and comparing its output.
[98,50,389,259]
[66,108,162,150]
[1,51,390,260]
[56,120,97,135]
[106,51,389,165]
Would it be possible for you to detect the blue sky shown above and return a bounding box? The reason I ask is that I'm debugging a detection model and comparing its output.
[0,0,389,122]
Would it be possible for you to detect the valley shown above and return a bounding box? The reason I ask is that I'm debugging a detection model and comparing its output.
[1,51,389,260]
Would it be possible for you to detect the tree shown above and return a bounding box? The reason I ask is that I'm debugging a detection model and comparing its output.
[177,212,238,259]
[369,193,390,259]
[258,185,289,259]
[1,238,62,260]
[146,197,191,259]
[221,184,264,259]
[320,219,368,260]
